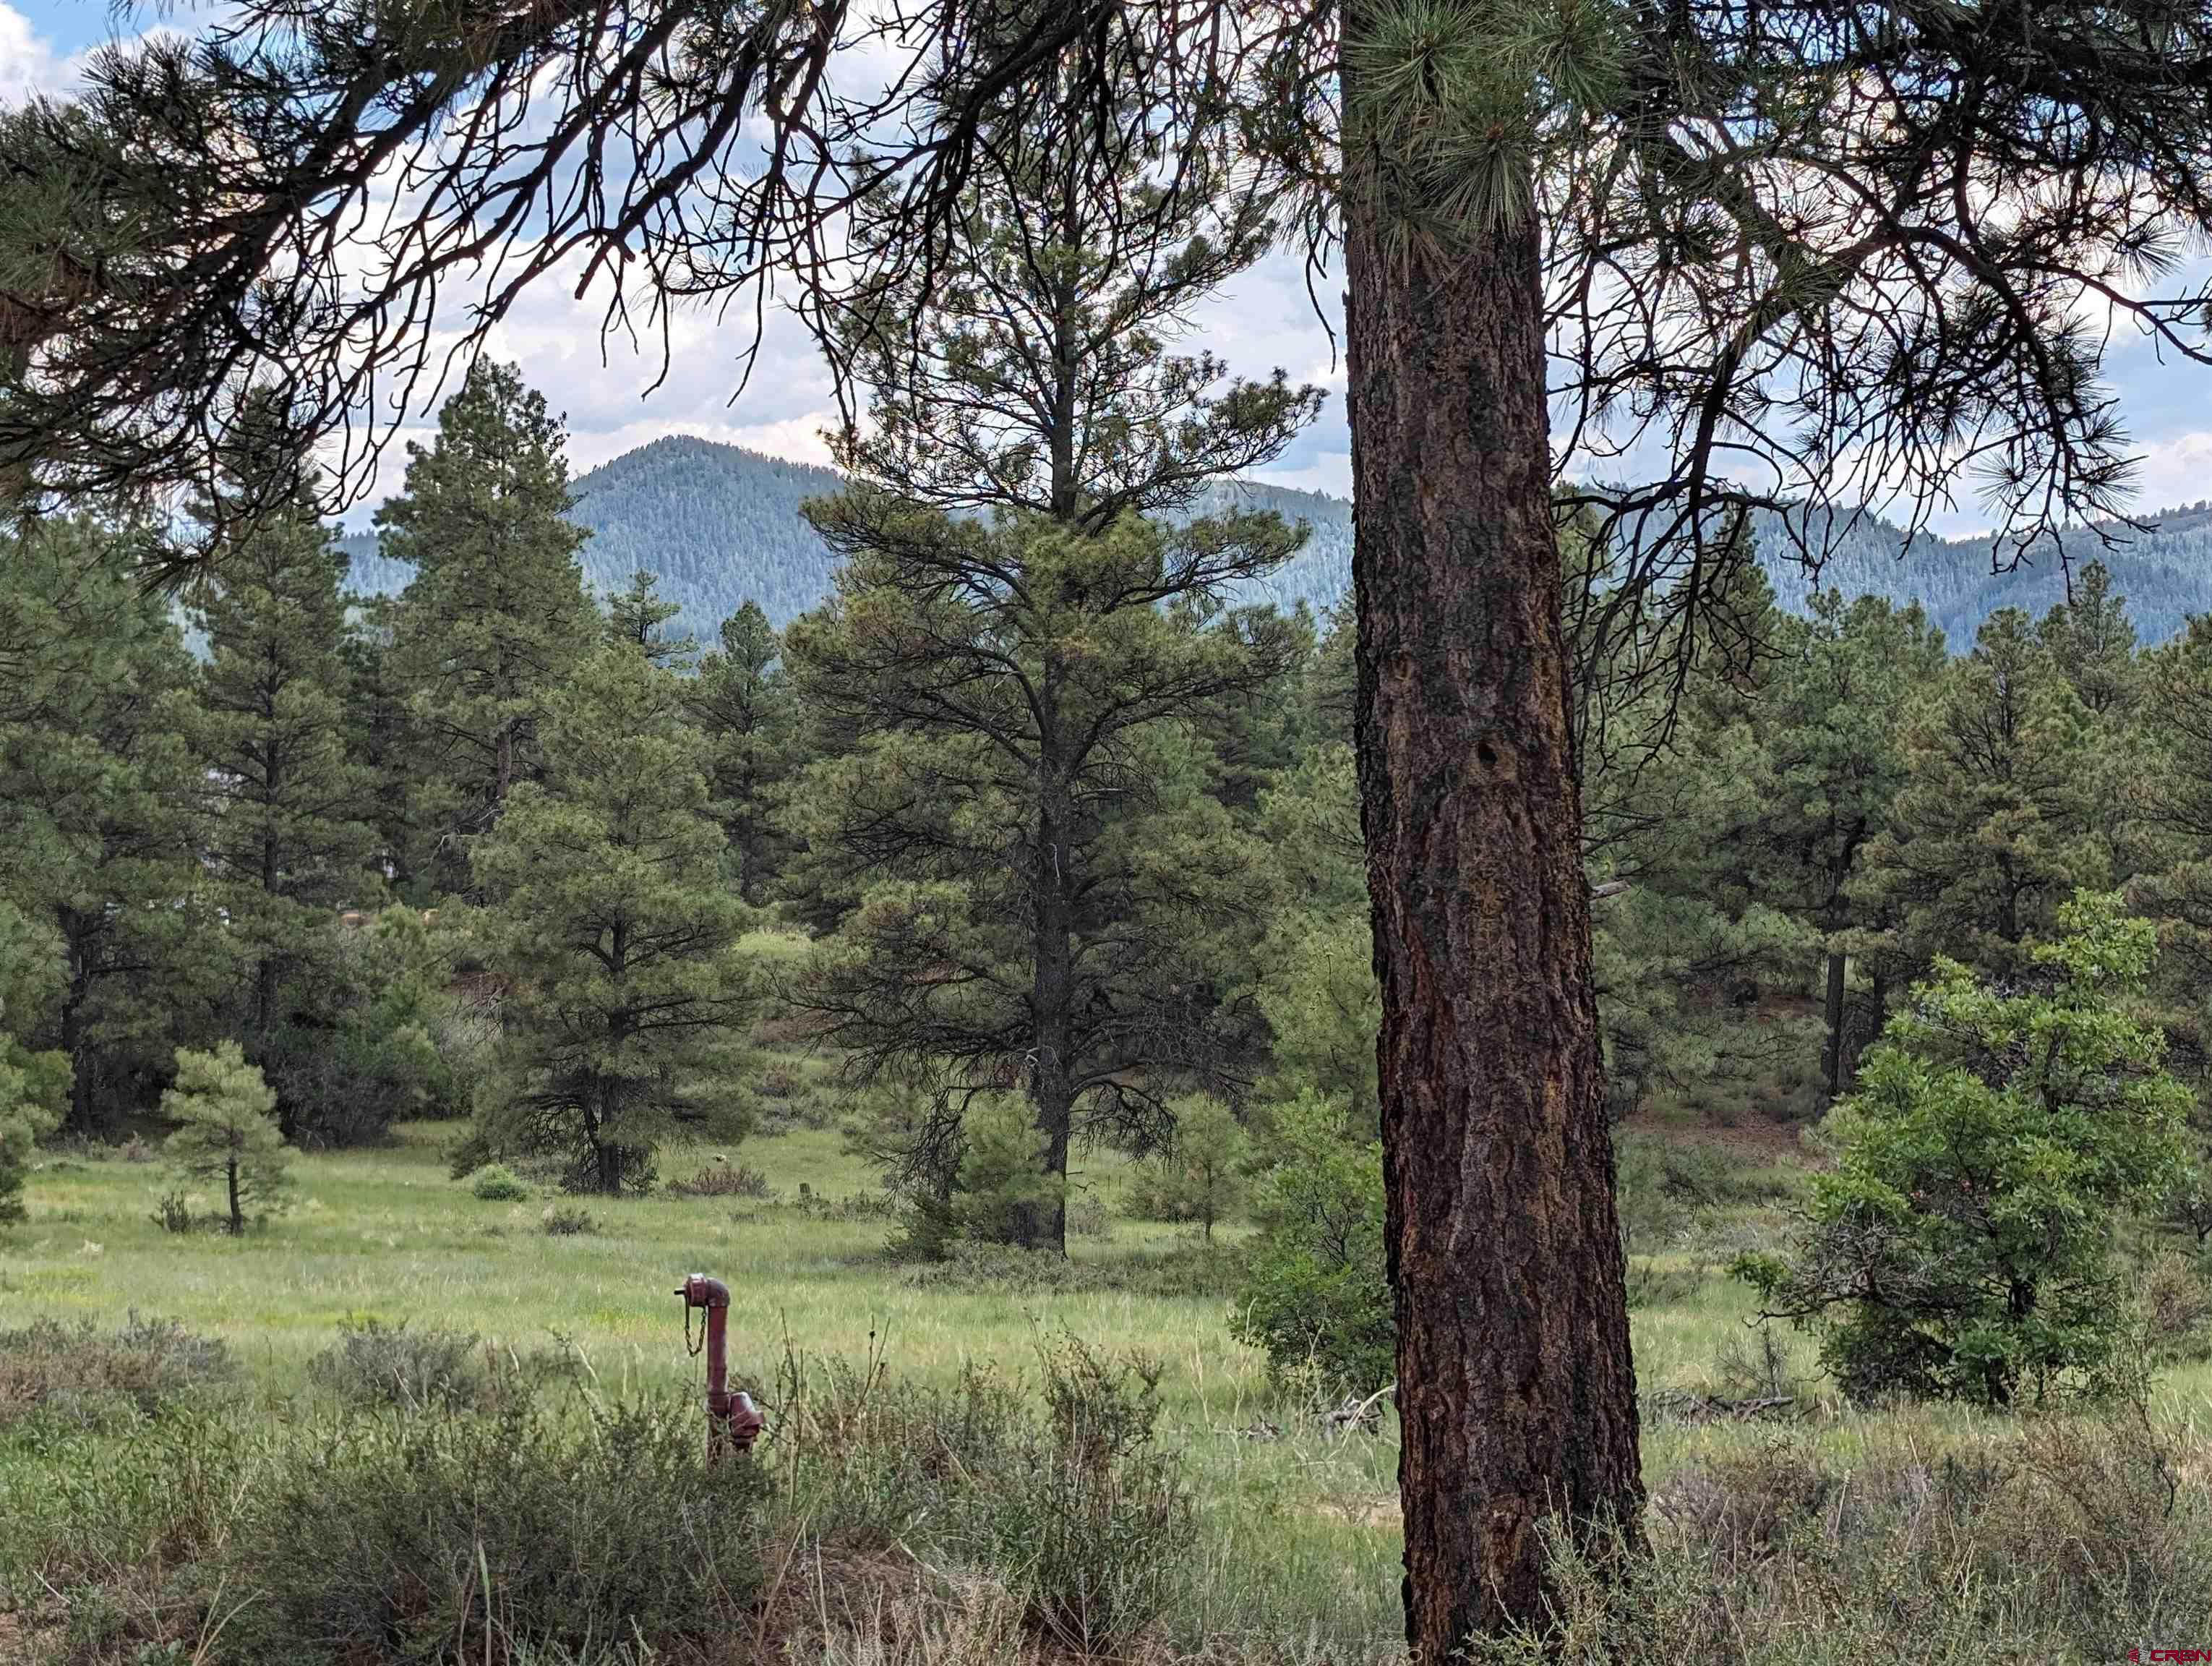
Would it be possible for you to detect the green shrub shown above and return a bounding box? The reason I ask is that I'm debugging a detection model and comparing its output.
[446,1124,495,1179]
[0,1036,66,1225]
[779,1334,1192,1654]
[666,1158,773,1198]
[217,1393,769,1663]
[2138,1250,2212,1363]
[1464,1409,2212,1664]
[467,1161,531,1201]
[307,1318,497,1411]
[1124,1094,1248,1238]
[1065,1187,1111,1237]
[1740,894,2192,1406]
[0,1314,231,1429]
[150,1187,195,1234]
[886,1188,961,1262]
[1233,1093,1394,1395]
[542,1204,598,1235]
[954,1093,1063,1247]
[981,1336,1194,1654]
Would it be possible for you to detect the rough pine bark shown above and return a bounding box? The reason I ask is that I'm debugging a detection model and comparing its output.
[1822,947,1850,1101]
[1021,726,1076,1254]
[1340,141,1646,1651]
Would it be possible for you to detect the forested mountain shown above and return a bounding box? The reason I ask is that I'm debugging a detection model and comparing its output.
[338,435,1355,632]
[340,432,2212,644]
[1752,501,2212,644]
[339,434,848,632]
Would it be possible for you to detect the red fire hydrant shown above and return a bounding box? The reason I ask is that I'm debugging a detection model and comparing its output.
[677,1273,765,1462]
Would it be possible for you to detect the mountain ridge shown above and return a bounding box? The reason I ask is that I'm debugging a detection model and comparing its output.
[340,433,2212,647]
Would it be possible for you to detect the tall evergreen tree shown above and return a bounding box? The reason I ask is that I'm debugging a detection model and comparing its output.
[339,592,418,894]
[2040,561,2141,721]
[786,67,1316,1251]
[471,646,756,1195]
[1749,593,1947,1100]
[378,362,599,897]
[0,518,225,1136]
[1861,610,2104,983]
[689,601,797,905]
[178,435,379,1135]
[604,568,698,670]
[2130,615,2212,1059]
[1577,552,1820,1122]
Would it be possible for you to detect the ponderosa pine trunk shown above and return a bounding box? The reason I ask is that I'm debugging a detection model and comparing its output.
[1340,107,1646,1650]
[1023,712,1075,1255]
[1821,946,1849,1102]
[60,923,95,1137]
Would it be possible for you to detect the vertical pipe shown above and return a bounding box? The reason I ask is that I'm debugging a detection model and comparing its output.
[677,1273,762,1463]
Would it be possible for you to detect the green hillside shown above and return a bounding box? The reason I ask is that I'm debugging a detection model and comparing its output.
[1752,500,2212,645]
[340,432,2212,644]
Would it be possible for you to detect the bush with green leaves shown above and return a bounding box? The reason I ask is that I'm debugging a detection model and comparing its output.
[985,1336,1195,1653]
[779,1333,1192,1655]
[308,1319,495,1412]
[953,1093,1063,1247]
[1126,1093,1249,1238]
[216,1391,769,1663]
[1232,1092,1394,1395]
[0,1041,64,1225]
[0,1314,232,1430]
[160,1041,290,1234]
[1739,892,2192,1406]
[1463,1408,2212,1665]
[467,1161,531,1201]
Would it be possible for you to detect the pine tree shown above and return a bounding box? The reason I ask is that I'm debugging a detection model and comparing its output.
[604,569,698,670]
[788,516,1299,1248]
[340,592,418,895]
[471,646,756,1194]
[162,1041,288,1234]
[0,518,226,1137]
[1572,549,1824,1123]
[688,601,798,904]
[377,362,599,897]
[1860,610,2104,983]
[1748,593,1947,1100]
[1137,1093,1248,1240]
[952,1094,1062,1247]
[788,68,1316,1251]
[0,981,67,1226]
[176,417,379,1135]
[1251,743,1379,1126]
[2127,611,2212,1227]
[2039,561,2140,720]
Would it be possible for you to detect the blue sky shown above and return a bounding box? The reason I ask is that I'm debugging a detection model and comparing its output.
[7,0,2212,536]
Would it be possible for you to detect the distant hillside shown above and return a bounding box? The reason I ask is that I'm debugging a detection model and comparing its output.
[341,434,1355,636]
[340,434,848,635]
[1752,501,2212,646]
[340,432,2212,646]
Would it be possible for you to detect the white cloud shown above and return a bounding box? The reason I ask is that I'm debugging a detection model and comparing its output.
[2125,430,2212,517]
[0,4,64,104]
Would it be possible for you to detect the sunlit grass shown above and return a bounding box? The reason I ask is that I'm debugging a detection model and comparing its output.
[12,1109,2212,1665]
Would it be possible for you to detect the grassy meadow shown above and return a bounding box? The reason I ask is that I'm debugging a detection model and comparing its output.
[7,1106,2212,1664]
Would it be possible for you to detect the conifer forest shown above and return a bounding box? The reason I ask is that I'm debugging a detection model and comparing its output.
[9,3,2212,1663]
